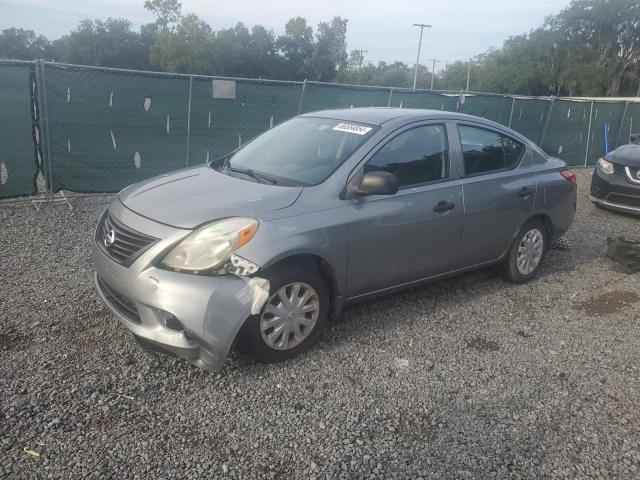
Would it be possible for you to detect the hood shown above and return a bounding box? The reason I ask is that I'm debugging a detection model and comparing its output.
[118,166,302,229]
[606,144,640,167]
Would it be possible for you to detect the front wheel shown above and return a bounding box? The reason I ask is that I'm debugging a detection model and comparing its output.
[503,220,547,283]
[237,263,329,363]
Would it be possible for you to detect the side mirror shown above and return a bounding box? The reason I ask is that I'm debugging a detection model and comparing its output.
[356,171,398,197]
[630,132,640,145]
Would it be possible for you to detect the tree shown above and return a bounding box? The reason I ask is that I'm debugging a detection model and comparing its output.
[308,16,348,81]
[144,0,182,32]
[52,19,149,69]
[276,17,314,80]
[0,28,51,60]
[150,14,212,73]
[556,0,640,96]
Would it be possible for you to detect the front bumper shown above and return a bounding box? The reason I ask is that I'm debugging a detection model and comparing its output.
[590,167,640,216]
[93,200,260,370]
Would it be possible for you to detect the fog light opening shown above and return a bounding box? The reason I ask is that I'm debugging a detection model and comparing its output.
[154,309,184,332]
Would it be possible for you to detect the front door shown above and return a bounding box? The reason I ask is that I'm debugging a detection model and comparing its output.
[346,123,463,298]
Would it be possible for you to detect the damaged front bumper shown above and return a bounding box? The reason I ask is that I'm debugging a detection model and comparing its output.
[93,203,269,370]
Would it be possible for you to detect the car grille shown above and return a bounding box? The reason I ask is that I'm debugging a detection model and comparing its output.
[96,210,157,267]
[96,276,141,324]
[607,193,640,209]
[613,163,627,176]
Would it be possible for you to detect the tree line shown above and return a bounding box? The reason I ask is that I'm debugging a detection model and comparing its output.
[0,0,638,96]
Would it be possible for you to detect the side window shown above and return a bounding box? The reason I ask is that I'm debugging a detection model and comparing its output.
[458,125,525,176]
[365,125,449,188]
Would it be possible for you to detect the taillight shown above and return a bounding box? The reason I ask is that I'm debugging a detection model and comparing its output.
[560,170,577,186]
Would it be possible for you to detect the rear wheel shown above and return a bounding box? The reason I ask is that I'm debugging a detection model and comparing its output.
[237,263,329,363]
[503,220,547,283]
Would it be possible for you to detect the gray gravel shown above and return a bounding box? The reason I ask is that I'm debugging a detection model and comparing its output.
[1,168,640,479]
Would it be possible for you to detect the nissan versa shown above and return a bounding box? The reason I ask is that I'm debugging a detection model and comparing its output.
[94,108,577,370]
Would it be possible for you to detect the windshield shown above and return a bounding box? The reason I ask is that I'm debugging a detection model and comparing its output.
[215,117,378,186]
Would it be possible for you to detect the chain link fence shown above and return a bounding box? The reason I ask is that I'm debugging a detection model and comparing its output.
[1,60,639,201]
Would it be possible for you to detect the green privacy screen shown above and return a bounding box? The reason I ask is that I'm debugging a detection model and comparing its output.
[300,82,390,112]
[618,102,640,148]
[389,90,457,111]
[588,102,626,164]
[3,61,639,198]
[508,98,550,143]
[44,64,190,193]
[540,100,592,166]
[190,78,302,164]
[0,63,37,199]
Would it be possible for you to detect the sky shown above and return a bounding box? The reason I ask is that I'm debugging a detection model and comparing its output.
[0,0,570,70]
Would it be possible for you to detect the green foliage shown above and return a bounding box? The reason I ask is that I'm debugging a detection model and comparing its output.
[143,0,182,32]
[0,28,51,60]
[308,16,348,81]
[276,17,314,80]
[52,19,149,69]
[150,14,212,73]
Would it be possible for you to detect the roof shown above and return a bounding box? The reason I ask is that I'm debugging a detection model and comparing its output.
[301,107,455,125]
[303,107,447,125]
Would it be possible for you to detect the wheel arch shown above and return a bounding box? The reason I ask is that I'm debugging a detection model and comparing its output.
[525,213,554,249]
[260,253,343,319]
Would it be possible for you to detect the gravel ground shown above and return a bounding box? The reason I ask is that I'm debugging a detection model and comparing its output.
[1,168,640,479]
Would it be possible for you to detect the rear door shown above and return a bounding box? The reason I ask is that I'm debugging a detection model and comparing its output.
[455,123,536,266]
[345,122,464,298]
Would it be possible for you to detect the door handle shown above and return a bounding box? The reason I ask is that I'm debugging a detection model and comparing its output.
[433,201,455,213]
[518,187,534,198]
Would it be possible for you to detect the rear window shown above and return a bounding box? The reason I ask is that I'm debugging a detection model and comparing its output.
[458,125,526,176]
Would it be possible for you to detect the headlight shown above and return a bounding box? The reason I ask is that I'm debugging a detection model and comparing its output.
[160,217,258,273]
[597,157,614,175]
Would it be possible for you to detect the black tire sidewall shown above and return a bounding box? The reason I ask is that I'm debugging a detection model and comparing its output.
[237,263,329,363]
[505,220,547,283]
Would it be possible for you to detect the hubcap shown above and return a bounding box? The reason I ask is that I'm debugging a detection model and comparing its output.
[260,282,320,351]
[517,228,544,275]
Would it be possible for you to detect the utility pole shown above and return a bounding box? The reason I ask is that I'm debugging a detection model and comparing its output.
[358,50,368,70]
[426,58,441,90]
[466,59,472,92]
[412,23,431,91]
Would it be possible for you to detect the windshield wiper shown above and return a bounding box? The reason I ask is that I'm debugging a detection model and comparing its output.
[228,166,278,185]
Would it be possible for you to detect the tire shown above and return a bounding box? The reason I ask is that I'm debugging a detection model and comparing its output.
[503,220,548,283]
[237,262,329,363]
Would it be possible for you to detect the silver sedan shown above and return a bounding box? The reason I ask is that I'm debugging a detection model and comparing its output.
[94,108,577,370]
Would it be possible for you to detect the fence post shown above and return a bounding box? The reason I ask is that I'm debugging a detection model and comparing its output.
[614,101,629,148]
[539,98,555,146]
[387,88,394,107]
[508,97,516,128]
[584,100,594,166]
[297,79,307,114]
[186,76,193,167]
[37,60,54,201]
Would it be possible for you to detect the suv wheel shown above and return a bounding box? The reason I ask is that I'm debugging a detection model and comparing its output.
[237,263,329,363]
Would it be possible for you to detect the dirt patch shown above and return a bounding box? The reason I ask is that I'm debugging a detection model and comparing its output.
[576,291,640,316]
[466,337,500,352]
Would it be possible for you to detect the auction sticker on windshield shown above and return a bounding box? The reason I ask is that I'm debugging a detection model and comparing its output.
[332,123,373,135]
